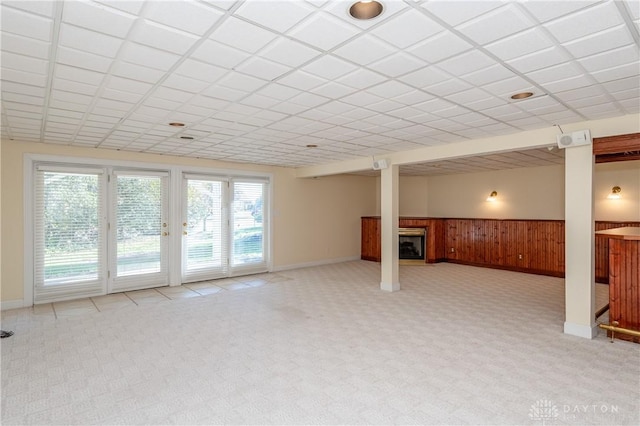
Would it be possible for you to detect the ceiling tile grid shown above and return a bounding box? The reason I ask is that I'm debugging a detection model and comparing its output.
[1,0,639,175]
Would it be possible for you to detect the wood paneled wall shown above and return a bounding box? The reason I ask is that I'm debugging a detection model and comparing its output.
[596,221,640,282]
[607,238,640,343]
[445,219,565,276]
[361,217,640,281]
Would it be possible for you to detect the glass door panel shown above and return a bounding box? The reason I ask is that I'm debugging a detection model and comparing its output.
[110,172,169,292]
[182,177,226,282]
[34,167,106,302]
[230,180,267,274]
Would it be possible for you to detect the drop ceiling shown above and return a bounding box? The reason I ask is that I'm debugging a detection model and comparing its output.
[1,0,638,176]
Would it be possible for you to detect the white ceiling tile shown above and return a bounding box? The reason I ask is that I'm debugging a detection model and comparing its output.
[444,88,493,105]
[425,79,473,97]
[56,46,113,73]
[368,52,426,77]
[341,91,384,107]
[392,90,435,106]
[93,0,144,15]
[371,11,443,49]
[59,23,123,58]
[323,0,408,29]
[301,55,358,80]
[522,1,599,23]
[368,99,405,113]
[544,1,625,43]
[52,78,98,96]
[1,67,47,86]
[112,61,166,84]
[287,12,359,51]
[201,85,246,102]
[1,5,52,41]
[257,37,321,67]
[337,68,387,89]
[162,74,210,93]
[102,87,145,103]
[119,42,181,71]
[235,0,315,33]
[578,45,640,73]
[53,66,104,89]
[174,59,228,83]
[143,97,182,112]
[407,31,472,64]
[602,75,640,93]
[2,0,55,18]
[142,1,224,36]
[562,25,634,58]
[484,28,555,61]
[421,0,503,27]
[2,51,48,74]
[107,75,153,94]
[460,64,516,86]
[506,46,570,73]
[288,92,329,108]
[277,70,326,91]
[397,66,450,88]
[63,1,136,38]
[191,39,251,69]
[566,94,612,109]
[255,83,300,101]
[437,51,497,76]
[235,57,291,81]
[217,71,267,92]
[457,4,536,45]
[212,17,278,53]
[333,35,396,66]
[129,19,200,55]
[1,32,50,59]
[310,81,358,99]
[591,62,640,83]
[526,62,583,85]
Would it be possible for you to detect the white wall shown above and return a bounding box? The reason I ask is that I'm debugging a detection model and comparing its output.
[426,165,566,219]
[395,160,640,221]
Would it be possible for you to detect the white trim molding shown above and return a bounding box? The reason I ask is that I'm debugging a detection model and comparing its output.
[564,321,598,339]
[1,299,26,311]
[272,256,360,272]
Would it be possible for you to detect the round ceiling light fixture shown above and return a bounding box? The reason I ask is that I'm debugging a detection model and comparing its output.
[349,0,384,20]
[180,136,194,140]
[306,144,318,148]
[169,122,185,127]
[510,92,534,100]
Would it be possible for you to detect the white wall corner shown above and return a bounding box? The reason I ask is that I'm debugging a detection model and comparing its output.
[1,299,26,311]
[563,321,598,339]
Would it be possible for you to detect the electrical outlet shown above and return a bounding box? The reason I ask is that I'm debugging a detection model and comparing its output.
[518,254,523,260]
[450,247,455,253]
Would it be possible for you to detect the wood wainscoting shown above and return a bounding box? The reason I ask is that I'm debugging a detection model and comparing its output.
[361,217,640,281]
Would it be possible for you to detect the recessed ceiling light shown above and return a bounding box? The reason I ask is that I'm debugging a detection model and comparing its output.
[349,0,383,20]
[169,122,185,127]
[180,136,194,140]
[510,92,534,100]
[306,144,318,148]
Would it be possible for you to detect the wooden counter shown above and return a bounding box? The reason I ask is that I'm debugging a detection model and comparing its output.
[596,227,640,343]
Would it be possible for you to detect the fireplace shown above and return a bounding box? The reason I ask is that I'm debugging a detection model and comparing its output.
[399,227,426,262]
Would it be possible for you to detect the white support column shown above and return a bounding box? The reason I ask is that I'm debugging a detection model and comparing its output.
[564,144,597,338]
[380,164,399,292]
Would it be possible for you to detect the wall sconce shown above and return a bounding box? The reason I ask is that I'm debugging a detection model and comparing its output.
[607,186,622,199]
[486,191,498,202]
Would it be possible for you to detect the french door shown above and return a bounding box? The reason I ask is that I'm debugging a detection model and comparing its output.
[34,166,170,302]
[109,171,169,292]
[182,176,268,282]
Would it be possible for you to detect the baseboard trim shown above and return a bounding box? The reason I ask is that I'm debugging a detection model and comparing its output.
[272,256,360,272]
[1,299,26,311]
[564,321,598,339]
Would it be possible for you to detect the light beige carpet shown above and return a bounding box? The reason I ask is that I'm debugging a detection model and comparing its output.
[2,261,638,425]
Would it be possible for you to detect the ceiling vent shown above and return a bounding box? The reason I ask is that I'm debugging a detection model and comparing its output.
[556,130,592,149]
